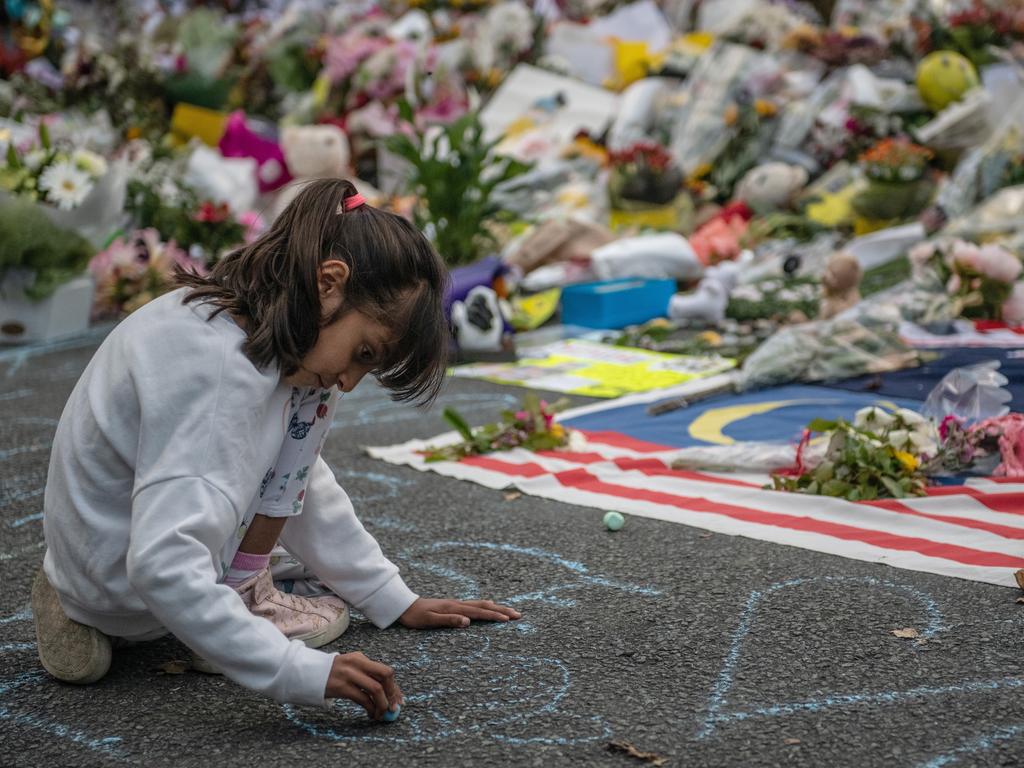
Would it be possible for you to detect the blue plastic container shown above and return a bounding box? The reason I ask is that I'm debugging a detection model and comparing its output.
[560,278,676,329]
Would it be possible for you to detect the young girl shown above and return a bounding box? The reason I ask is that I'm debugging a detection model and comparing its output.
[32,178,520,720]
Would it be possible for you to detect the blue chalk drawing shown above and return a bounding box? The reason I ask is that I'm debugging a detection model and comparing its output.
[0,540,45,562]
[0,650,127,760]
[328,464,415,505]
[0,388,33,401]
[918,725,1024,767]
[332,393,520,428]
[0,323,114,375]
[9,512,43,528]
[398,542,662,609]
[0,607,31,624]
[283,541,660,746]
[282,634,613,746]
[697,576,1021,742]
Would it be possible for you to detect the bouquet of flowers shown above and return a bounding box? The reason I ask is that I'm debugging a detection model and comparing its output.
[422,396,570,463]
[914,1,1024,68]
[908,238,1023,323]
[852,138,936,221]
[89,229,206,319]
[607,141,683,207]
[771,406,938,500]
[2,124,107,212]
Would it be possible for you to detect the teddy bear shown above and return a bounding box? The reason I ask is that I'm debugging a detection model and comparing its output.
[272,124,353,219]
[819,251,862,320]
[735,162,809,214]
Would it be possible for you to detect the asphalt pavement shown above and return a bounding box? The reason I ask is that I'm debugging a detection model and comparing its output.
[2,336,1023,767]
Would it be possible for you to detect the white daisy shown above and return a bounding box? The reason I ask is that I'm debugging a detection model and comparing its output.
[38,161,93,210]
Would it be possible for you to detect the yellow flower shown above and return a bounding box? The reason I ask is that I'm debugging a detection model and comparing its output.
[723,104,739,127]
[690,162,713,180]
[893,450,919,473]
[550,424,566,440]
[754,99,777,118]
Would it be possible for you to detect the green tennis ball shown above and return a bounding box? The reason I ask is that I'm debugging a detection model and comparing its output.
[916,51,980,112]
[603,511,625,531]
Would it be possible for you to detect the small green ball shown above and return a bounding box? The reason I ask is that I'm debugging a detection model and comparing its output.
[603,511,625,531]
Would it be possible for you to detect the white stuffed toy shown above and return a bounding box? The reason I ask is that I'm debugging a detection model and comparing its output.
[273,124,353,218]
[668,259,744,324]
[735,162,809,214]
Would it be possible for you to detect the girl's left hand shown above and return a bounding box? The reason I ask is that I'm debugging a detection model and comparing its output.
[399,598,521,629]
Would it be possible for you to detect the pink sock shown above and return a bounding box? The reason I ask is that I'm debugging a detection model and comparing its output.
[223,550,271,588]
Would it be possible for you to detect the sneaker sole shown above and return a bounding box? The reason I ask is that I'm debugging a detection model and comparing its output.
[192,604,351,675]
[32,566,112,685]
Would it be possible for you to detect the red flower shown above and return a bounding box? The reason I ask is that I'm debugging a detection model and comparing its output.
[316,404,329,419]
[194,201,231,223]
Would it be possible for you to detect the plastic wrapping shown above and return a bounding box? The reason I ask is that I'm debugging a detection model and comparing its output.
[921,361,1012,424]
[670,441,827,473]
[736,317,919,390]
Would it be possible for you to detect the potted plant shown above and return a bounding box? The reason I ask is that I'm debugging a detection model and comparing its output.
[0,196,95,343]
[851,137,936,225]
[606,140,688,230]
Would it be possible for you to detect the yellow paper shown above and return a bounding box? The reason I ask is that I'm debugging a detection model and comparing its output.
[450,340,735,398]
[170,103,228,147]
[510,289,561,331]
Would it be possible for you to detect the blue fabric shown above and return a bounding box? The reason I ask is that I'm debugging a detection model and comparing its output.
[822,347,1024,409]
[563,385,923,449]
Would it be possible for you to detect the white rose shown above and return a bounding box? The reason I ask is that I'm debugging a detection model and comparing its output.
[887,429,911,449]
[895,408,926,426]
[854,406,896,430]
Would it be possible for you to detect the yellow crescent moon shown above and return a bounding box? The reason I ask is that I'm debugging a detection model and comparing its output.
[689,400,845,446]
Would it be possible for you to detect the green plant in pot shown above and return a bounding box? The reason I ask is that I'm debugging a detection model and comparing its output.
[0,196,94,300]
[385,102,531,266]
[607,141,683,208]
[852,138,936,221]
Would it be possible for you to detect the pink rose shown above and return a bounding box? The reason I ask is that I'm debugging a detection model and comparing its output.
[977,244,1023,284]
[950,239,982,272]
[946,274,962,294]
[1002,282,1024,325]
[908,242,936,268]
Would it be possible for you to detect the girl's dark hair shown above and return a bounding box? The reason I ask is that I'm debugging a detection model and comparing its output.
[176,178,449,404]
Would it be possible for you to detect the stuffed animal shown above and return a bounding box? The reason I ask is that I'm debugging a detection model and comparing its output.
[735,162,809,214]
[273,124,352,218]
[668,260,743,324]
[218,112,292,194]
[819,251,862,320]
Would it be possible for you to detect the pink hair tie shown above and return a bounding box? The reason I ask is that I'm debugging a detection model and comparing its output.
[343,193,367,212]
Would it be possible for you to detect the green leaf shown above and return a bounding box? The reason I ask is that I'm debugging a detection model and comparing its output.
[5,143,19,169]
[39,122,51,150]
[396,98,415,127]
[807,418,838,433]
[442,407,476,443]
[880,475,906,499]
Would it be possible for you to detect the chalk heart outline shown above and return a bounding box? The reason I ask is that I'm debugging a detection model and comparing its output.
[698,575,1024,745]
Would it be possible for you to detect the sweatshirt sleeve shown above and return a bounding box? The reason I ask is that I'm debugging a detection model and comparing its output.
[127,476,336,705]
[276,457,418,628]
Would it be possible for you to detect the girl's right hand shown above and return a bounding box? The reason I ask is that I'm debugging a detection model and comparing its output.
[325,652,403,720]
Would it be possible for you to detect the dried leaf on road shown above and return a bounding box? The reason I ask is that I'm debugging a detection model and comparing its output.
[606,740,668,766]
[503,491,522,501]
[156,660,189,675]
[892,628,920,639]
[784,738,801,745]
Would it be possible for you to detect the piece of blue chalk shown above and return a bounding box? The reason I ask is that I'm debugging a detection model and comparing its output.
[382,704,401,723]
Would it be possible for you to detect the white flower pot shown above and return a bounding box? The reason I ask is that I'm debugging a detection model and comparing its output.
[0,270,95,345]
